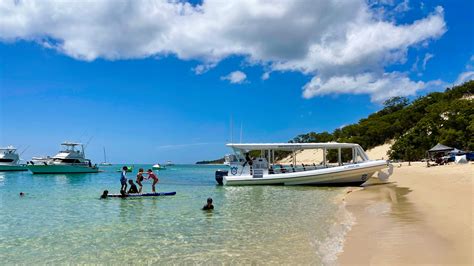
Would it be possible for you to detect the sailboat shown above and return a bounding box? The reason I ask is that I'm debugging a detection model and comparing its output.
[100,147,112,166]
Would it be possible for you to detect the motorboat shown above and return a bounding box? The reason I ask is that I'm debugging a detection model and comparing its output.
[165,161,174,166]
[100,147,112,166]
[152,163,166,170]
[26,142,99,174]
[0,146,28,171]
[215,142,392,186]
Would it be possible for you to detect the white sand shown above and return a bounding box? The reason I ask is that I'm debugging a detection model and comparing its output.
[364,140,393,160]
[339,162,474,265]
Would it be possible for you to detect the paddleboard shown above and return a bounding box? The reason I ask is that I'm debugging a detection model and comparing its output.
[107,192,176,198]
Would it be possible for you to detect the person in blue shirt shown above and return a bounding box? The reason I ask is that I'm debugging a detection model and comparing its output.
[120,166,128,192]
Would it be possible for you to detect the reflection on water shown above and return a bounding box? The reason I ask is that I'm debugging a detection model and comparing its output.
[362,181,419,223]
[0,165,350,264]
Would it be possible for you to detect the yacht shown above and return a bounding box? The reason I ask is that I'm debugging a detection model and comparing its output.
[100,147,112,166]
[0,146,28,171]
[26,142,99,174]
[215,142,392,186]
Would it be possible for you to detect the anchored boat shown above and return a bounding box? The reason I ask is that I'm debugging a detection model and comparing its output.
[0,146,28,171]
[215,142,392,186]
[152,163,166,170]
[26,142,99,174]
[100,147,112,166]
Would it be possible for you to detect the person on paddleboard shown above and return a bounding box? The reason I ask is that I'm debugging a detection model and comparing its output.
[128,180,139,194]
[120,166,128,192]
[146,169,159,192]
[136,168,145,193]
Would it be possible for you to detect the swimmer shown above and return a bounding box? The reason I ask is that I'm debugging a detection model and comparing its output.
[202,197,214,210]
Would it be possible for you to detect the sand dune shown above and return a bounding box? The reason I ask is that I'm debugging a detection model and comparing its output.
[277,140,393,164]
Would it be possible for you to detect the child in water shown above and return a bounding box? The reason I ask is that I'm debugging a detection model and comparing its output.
[202,197,214,210]
[120,166,128,192]
[136,168,145,193]
[128,180,139,194]
[146,169,159,192]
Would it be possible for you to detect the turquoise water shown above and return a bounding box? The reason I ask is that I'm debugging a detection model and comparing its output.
[0,165,351,264]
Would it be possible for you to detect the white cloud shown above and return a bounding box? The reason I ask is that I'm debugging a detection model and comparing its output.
[303,72,427,102]
[454,71,474,86]
[221,71,247,84]
[422,53,434,70]
[261,72,270,80]
[0,0,447,101]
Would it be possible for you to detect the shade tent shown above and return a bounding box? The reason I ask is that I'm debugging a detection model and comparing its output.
[428,143,454,153]
[455,155,468,164]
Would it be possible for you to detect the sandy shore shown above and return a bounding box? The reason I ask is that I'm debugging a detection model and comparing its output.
[339,162,473,265]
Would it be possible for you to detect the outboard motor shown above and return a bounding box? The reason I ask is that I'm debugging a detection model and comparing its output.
[215,170,228,185]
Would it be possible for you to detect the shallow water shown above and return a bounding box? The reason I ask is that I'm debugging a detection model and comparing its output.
[0,165,349,264]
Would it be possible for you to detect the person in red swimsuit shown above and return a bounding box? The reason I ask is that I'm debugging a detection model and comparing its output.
[146,169,159,192]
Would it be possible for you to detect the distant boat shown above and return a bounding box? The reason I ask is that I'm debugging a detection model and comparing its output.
[27,142,99,174]
[165,161,174,166]
[0,146,28,171]
[100,147,112,166]
[152,163,166,170]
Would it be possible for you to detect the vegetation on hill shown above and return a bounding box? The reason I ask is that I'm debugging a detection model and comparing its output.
[289,81,474,161]
[196,158,225,165]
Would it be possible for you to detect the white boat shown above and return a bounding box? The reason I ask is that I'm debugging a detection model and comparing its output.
[100,147,112,166]
[215,142,392,186]
[0,146,28,171]
[165,161,174,166]
[26,142,99,174]
[152,163,166,170]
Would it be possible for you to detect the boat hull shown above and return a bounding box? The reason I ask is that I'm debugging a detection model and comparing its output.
[26,165,100,174]
[223,160,388,186]
[0,165,28,171]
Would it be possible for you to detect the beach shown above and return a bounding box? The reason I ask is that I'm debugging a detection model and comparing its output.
[339,162,473,265]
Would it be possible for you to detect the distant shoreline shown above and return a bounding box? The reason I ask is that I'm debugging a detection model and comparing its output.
[195,158,225,165]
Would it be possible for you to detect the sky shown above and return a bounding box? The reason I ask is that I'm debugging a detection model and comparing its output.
[0,0,473,164]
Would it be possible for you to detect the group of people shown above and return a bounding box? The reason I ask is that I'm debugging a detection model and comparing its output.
[120,166,159,194]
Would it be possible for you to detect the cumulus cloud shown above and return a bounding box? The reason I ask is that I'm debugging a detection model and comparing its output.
[221,71,247,84]
[303,72,429,102]
[0,0,447,101]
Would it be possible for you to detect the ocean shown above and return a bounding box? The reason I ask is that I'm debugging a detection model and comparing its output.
[0,165,352,264]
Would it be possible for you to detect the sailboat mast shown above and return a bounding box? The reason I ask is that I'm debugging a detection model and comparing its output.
[103,147,107,162]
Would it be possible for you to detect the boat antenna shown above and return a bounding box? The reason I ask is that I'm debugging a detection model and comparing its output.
[240,122,243,143]
[78,130,88,142]
[19,145,30,156]
[230,115,234,144]
[84,136,94,150]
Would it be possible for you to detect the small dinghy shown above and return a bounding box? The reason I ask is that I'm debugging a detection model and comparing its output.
[107,192,176,198]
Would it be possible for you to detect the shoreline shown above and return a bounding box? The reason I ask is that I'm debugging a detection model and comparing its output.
[338,162,473,265]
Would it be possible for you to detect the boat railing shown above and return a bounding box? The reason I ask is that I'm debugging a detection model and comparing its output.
[267,162,358,174]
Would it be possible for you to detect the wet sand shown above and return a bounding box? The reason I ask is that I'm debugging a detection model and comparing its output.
[339,162,473,265]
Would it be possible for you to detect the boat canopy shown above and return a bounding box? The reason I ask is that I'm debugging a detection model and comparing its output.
[0,146,17,151]
[227,142,361,151]
[61,142,83,146]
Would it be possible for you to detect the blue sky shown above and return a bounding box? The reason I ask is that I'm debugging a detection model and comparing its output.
[0,0,472,163]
